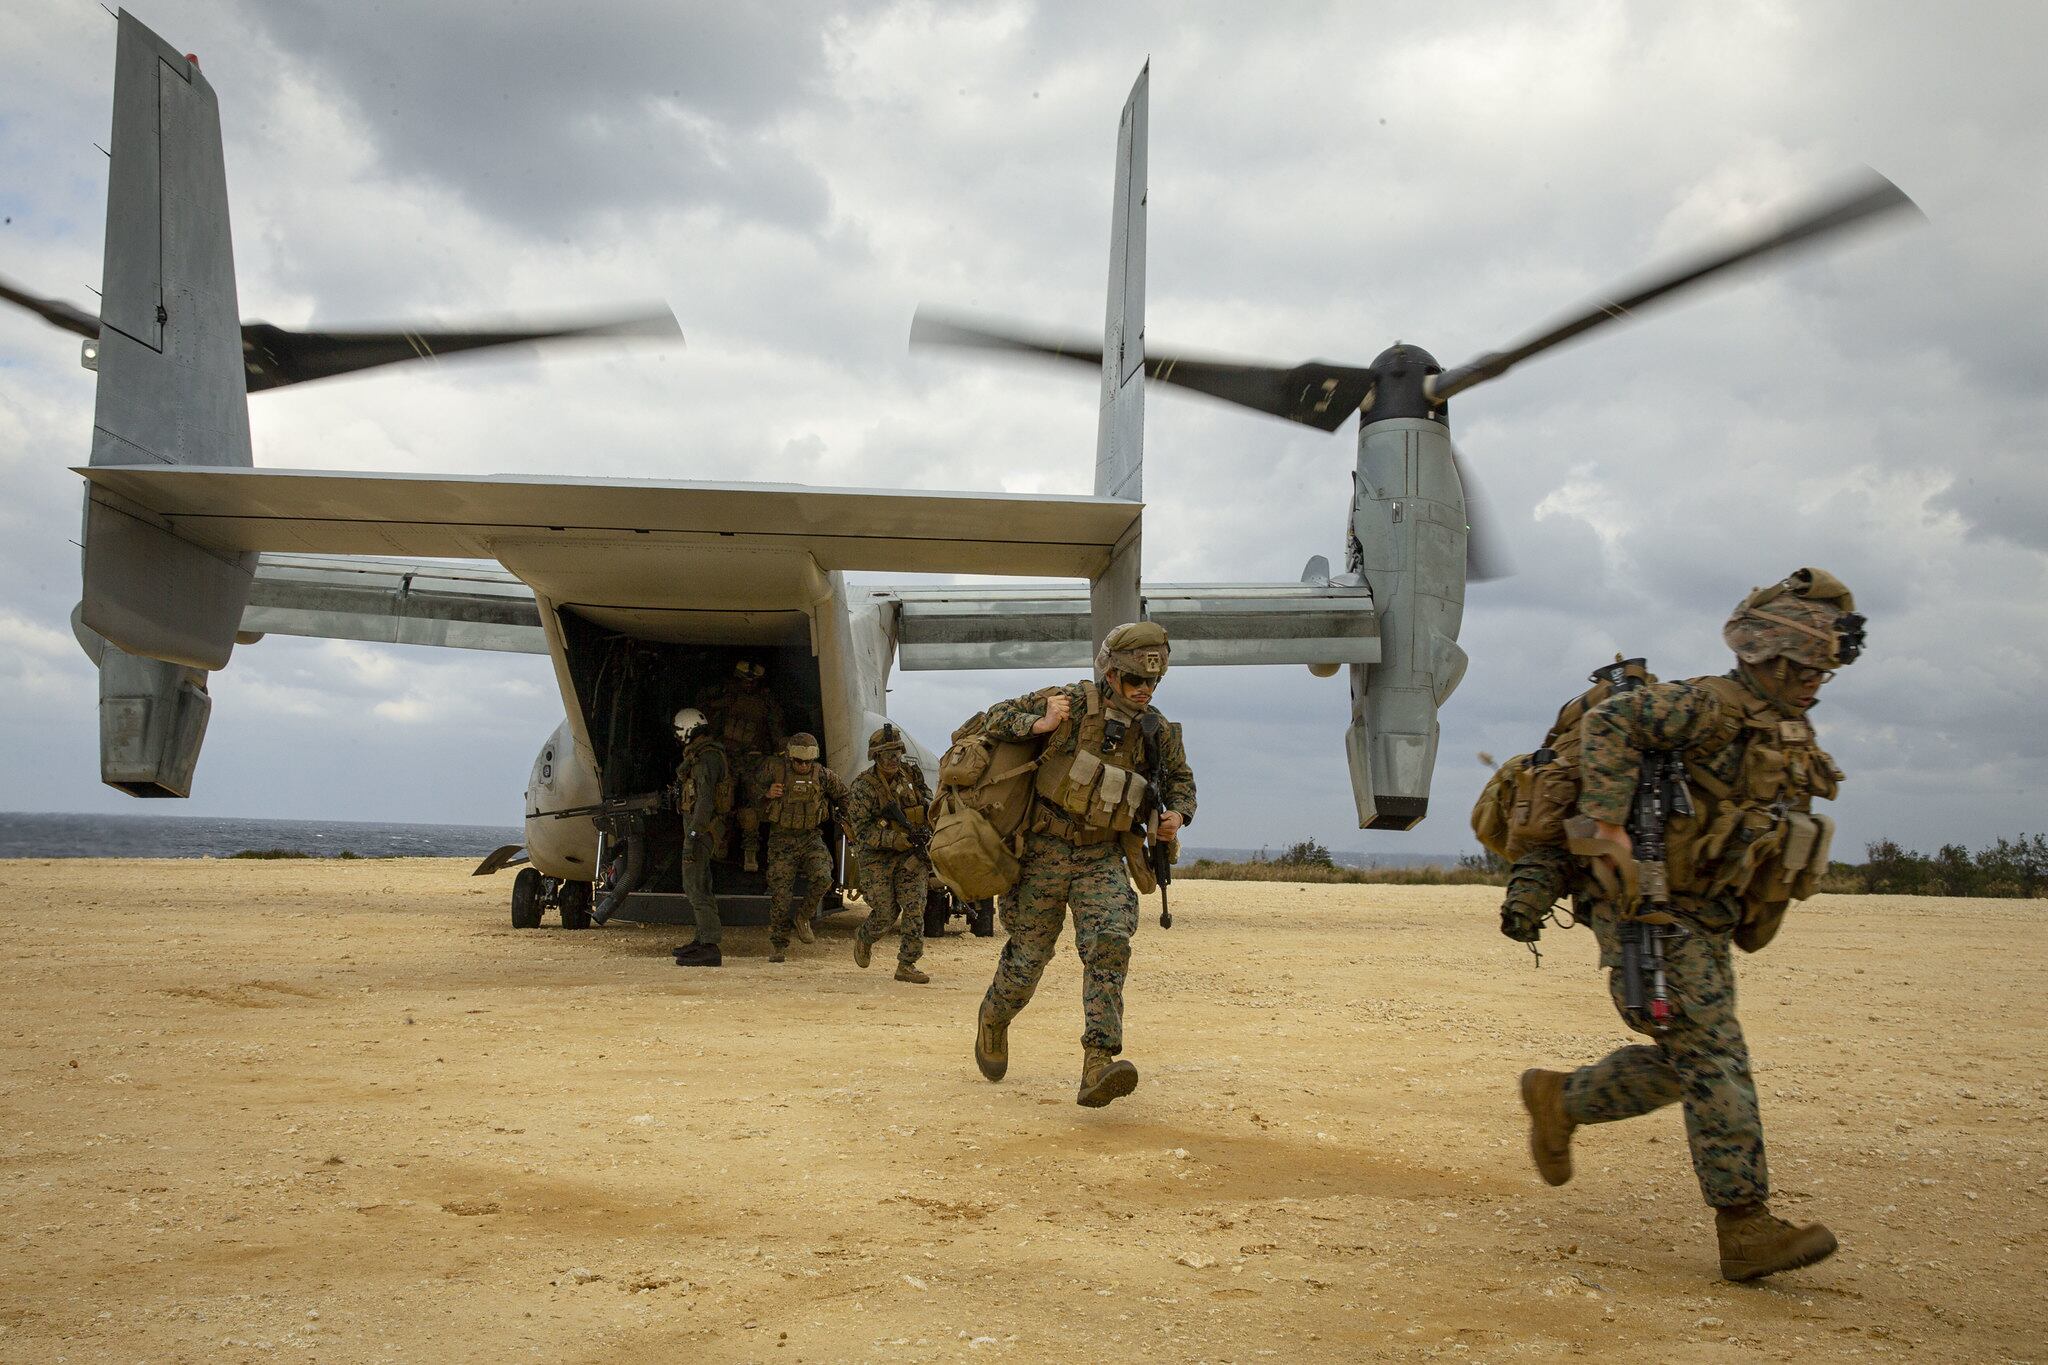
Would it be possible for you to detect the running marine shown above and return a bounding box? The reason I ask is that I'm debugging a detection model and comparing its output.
[972,622,1195,1107]
[1517,568,1866,1282]
[849,723,935,984]
[753,731,848,962]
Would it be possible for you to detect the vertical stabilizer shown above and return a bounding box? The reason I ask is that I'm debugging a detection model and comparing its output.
[80,10,255,672]
[1088,64,1147,648]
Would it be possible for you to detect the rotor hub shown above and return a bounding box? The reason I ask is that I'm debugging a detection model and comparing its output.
[1365,344,1444,424]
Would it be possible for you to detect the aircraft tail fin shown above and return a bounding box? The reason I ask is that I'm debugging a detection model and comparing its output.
[1088,63,1148,647]
[81,11,256,673]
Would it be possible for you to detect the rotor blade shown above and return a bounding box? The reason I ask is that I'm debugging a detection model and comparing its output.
[0,274,101,339]
[912,307,1374,432]
[1452,441,1514,582]
[1430,169,1923,403]
[239,307,682,392]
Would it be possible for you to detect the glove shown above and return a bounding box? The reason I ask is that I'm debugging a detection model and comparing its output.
[886,829,913,852]
[1499,905,1543,944]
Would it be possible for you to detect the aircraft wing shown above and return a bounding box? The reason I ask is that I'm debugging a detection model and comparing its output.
[868,580,1378,669]
[234,556,1377,671]
[78,465,1140,579]
[243,554,547,653]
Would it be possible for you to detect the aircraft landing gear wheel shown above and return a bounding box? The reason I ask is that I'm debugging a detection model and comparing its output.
[970,899,996,938]
[510,867,543,929]
[558,879,592,931]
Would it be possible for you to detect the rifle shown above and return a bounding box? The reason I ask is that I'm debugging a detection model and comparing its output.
[546,789,669,822]
[880,799,933,856]
[1137,714,1178,929]
[1612,750,1694,1034]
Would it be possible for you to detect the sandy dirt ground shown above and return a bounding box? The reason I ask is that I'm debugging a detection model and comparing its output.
[0,858,2041,1363]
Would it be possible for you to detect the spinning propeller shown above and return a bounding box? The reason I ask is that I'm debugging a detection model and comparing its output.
[1,273,680,392]
[913,169,1921,579]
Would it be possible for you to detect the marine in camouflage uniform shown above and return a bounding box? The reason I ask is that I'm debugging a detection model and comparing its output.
[1519,568,1866,1281]
[972,622,1196,1108]
[670,707,731,967]
[700,660,787,873]
[848,725,934,984]
[753,732,847,961]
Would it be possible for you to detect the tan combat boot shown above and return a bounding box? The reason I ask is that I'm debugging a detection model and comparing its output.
[1520,1068,1577,1187]
[974,1000,1008,1082]
[795,915,816,944]
[1716,1204,1838,1281]
[1077,1046,1139,1108]
[853,934,872,969]
[894,963,930,985]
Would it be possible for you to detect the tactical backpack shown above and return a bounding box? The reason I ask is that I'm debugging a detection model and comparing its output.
[925,694,1054,900]
[1471,657,1657,862]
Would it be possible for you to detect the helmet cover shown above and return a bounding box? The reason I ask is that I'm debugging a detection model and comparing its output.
[1723,567,1866,669]
[1094,621,1170,683]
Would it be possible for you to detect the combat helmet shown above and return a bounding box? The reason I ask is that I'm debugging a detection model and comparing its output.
[867,723,907,760]
[1095,621,1170,684]
[786,731,821,761]
[1723,568,1867,670]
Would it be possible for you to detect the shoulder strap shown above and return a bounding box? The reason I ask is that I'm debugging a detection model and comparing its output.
[1693,674,1774,729]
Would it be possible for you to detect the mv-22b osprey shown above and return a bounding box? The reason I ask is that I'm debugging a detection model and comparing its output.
[21,14,1914,929]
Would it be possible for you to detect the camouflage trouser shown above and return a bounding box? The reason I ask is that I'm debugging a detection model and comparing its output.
[1563,900,1768,1207]
[681,831,721,946]
[734,750,768,858]
[1504,843,1575,918]
[981,831,1138,1053]
[856,850,928,966]
[764,828,832,949]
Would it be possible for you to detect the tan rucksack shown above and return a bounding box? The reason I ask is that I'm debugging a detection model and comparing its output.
[926,695,1053,900]
[1471,657,1656,863]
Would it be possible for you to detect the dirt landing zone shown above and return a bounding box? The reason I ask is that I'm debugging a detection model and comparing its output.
[1,859,2041,1361]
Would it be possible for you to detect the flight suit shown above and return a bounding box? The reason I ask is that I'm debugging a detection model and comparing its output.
[674,733,730,947]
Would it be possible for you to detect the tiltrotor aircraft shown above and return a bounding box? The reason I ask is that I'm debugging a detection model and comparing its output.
[12,14,1915,930]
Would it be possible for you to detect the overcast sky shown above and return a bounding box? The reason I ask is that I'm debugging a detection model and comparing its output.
[3,1,2043,857]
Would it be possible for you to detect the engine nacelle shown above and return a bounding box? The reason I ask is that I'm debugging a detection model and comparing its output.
[1345,415,1468,830]
[98,645,212,798]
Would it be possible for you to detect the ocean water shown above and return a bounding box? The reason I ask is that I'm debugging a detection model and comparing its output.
[0,811,522,860]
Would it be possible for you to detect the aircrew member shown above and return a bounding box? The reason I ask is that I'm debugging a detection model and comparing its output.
[971,621,1195,1107]
[669,707,730,967]
[1520,568,1865,1281]
[754,731,848,962]
[849,724,934,984]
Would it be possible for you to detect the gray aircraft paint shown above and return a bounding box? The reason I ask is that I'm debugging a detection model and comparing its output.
[59,22,1388,880]
[1089,65,1147,649]
[1346,416,1469,829]
[83,12,255,675]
